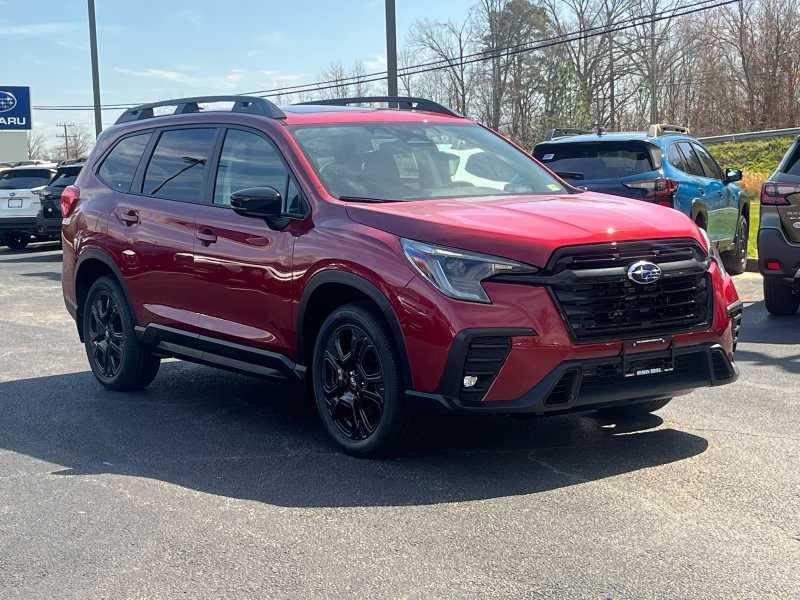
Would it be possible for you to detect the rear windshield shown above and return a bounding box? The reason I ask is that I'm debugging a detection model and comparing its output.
[290,123,568,201]
[534,142,655,181]
[0,168,53,190]
[50,167,82,188]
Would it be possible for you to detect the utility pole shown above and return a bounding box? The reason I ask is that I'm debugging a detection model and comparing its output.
[56,122,76,160]
[87,0,103,136]
[385,0,398,100]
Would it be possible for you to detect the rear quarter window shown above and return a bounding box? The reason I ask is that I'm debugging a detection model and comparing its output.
[534,142,654,181]
[97,133,152,193]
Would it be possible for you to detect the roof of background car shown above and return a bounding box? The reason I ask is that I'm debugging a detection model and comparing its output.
[538,132,695,145]
[281,105,468,126]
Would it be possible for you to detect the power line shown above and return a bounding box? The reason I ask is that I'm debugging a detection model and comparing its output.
[33,0,737,111]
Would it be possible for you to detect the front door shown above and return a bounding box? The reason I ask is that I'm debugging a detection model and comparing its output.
[676,142,725,242]
[191,127,302,356]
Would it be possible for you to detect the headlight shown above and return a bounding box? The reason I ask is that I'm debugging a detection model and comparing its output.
[401,238,537,303]
[698,227,726,274]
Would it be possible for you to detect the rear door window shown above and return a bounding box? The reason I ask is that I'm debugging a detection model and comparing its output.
[692,143,723,180]
[143,128,216,202]
[98,133,151,192]
[534,142,654,181]
[667,143,688,172]
[676,142,705,177]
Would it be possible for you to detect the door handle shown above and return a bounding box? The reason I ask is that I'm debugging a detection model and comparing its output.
[698,187,705,196]
[196,228,218,246]
[119,209,139,225]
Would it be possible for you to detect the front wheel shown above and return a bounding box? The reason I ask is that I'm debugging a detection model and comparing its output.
[764,277,800,316]
[722,215,748,275]
[596,398,672,418]
[312,303,407,457]
[83,276,161,391]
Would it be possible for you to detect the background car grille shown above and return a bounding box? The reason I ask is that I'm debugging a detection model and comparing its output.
[547,239,711,343]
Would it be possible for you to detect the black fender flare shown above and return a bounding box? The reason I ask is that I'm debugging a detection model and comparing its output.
[296,270,412,388]
[74,248,136,334]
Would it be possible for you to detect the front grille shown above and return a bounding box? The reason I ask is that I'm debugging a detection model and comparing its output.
[548,240,711,343]
[459,336,511,403]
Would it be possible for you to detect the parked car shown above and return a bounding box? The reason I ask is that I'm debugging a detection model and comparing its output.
[0,164,56,249]
[36,161,84,240]
[533,125,750,274]
[758,137,800,315]
[61,96,741,456]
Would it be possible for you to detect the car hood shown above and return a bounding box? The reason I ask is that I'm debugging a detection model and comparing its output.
[346,192,704,267]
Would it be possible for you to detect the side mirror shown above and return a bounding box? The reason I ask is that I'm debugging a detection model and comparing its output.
[724,168,742,184]
[230,187,289,229]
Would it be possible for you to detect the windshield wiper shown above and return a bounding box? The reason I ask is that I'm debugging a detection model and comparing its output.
[338,195,396,203]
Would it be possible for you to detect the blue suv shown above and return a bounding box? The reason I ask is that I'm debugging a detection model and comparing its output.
[533,124,750,274]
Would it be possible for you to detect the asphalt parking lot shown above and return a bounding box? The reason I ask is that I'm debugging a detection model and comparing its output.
[1,242,799,599]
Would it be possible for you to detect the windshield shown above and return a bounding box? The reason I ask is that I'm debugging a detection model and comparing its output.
[291,123,567,201]
[0,169,53,190]
[534,141,655,181]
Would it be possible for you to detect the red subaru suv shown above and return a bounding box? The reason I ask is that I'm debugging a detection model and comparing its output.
[61,95,741,456]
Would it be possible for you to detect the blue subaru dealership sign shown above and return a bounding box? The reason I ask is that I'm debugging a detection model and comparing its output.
[0,86,32,130]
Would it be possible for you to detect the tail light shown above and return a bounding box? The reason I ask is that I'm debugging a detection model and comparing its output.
[760,181,800,206]
[61,185,80,217]
[623,178,678,207]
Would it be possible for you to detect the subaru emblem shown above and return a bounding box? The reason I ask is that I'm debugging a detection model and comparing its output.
[0,91,17,113]
[627,260,662,285]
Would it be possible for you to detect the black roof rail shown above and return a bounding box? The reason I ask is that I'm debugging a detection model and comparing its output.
[115,95,286,124]
[294,96,462,118]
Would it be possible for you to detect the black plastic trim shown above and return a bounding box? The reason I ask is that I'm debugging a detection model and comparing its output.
[294,96,462,118]
[0,217,37,232]
[135,323,303,381]
[116,95,286,124]
[296,271,412,388]
[757,227,800,280]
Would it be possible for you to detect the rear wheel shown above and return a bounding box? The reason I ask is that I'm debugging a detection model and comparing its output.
[722,215,748,275]
[596,398,672,418]
[83,276,160,391]
[5,233,29,250]
[764,277,800,316]
[312,303,407,457]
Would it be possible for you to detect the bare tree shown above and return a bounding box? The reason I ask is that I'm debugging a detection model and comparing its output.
[26,131,48,161]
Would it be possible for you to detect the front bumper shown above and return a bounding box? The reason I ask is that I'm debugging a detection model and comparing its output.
[407,342,737,414]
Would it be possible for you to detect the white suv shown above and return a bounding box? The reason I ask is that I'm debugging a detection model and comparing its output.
[0,165,56,250]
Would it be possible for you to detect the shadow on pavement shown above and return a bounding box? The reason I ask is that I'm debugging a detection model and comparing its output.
[0,361,707,508]
[0,251,63,263]
[19,271,61,282]
[737,300,800,347]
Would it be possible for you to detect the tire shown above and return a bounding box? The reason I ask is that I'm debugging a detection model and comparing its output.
[311,302,408,457]
[722,215,748,275]
[83,276,161,391]
[764,277,800,316]
[5,233,29,251]
[596,397,672,418]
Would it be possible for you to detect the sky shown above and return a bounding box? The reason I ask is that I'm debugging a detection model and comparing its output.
[0,0,474,150]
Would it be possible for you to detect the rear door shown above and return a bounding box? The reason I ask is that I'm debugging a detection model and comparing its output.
[105,127,217,328]
[190,126,302,354]
[675,141,725,241]
[533,141,658,199]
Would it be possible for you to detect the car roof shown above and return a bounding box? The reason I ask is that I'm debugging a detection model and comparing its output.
[281,104,467,126]
[4,164,57,172]
[538,132,695,145]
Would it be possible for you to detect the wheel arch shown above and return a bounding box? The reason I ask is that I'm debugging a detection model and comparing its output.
[74,249,134,341]
[297,270,412,389]
[691,200,709,229]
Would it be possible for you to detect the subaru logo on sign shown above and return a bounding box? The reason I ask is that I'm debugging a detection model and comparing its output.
[0,86,31,130]
[627,260,662,285]
[0,91,17,113]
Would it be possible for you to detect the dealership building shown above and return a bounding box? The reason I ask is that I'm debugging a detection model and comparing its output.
[0,86,32,163]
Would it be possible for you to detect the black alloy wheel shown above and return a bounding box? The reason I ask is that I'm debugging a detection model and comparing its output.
[321,323,385,441]
[723,216,748,275]
[312,303,407,457]
[87,290,125,379]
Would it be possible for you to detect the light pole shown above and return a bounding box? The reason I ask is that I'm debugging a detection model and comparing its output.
[87,0,103,136]
[385,0,398,99]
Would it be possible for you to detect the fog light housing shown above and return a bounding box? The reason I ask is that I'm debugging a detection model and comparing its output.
[462,375,479,388]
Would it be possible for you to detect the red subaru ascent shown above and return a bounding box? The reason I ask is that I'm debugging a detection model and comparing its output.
[61,96,741,456]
